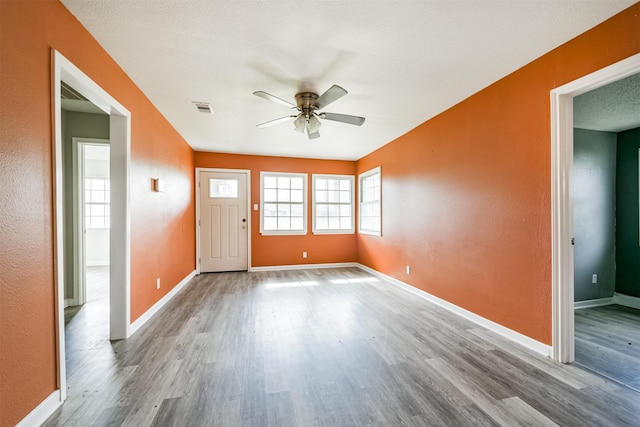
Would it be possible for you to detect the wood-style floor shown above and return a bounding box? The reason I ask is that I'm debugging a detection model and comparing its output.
[45,268,640,426]
[63,266,110,379]
[575,304,640,392]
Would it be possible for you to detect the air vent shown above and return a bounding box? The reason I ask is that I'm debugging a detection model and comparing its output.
[61,81,88,101]
[192,101,214,114]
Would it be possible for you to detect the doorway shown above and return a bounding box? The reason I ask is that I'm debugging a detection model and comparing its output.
[53,50,131,402]
[551,52,640,364]
[571,73,640,390]
[197,169,251,273]
[68,139,110,307]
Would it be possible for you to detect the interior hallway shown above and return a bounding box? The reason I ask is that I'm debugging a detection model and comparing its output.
[47,268,640,426]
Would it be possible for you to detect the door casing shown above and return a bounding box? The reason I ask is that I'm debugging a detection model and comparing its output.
[53,50,131,402]
[550,52,640,363]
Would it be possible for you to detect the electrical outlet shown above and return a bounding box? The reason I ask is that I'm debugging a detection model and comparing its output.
[157,278,161,289]
[592,274,598,284]
[406,265,411,275]
[302,251,308,259]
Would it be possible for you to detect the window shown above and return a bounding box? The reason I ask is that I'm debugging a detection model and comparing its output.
[359,166,381,235]
[209,178,238,198]
[312,174,355,234]
[85,177,110,229]
[261,172,307,235]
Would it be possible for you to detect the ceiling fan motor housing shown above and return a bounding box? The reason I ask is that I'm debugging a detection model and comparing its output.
[295,92,319,117]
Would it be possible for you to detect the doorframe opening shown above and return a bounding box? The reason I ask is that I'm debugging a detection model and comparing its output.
[195,168,252,274]
[550,52,640,363]
[72,138,110,308]
[52,50,131,401]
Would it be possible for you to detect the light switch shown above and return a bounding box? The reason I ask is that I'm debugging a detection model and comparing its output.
[153,178,165,192]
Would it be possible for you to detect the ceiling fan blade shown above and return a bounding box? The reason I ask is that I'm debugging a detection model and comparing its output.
[253,91,297,109]
[314,85,347,109]
[320,112,366,126]
[256,115,297,128]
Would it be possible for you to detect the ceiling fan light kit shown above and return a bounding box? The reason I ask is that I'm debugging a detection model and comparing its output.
[253,85,365,139]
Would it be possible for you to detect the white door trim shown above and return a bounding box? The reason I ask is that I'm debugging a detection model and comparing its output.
[53,50,131,403]
[550,52,640,363]
[195,168,251,273]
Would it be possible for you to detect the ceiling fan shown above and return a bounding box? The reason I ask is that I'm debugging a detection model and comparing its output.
[253,85,365,139]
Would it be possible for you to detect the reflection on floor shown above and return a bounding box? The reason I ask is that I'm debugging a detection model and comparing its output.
[64,265,110,379]
[575,304,640,391]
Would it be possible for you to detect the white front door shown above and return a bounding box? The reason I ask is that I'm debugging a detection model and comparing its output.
[200,170,249,272]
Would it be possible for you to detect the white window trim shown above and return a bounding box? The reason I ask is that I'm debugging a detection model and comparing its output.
[358,166,382,236]
[260,171,308,236]
[312,174,355,235]
[84,177,110,229]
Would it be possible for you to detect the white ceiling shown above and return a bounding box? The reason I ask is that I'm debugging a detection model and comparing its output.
[574,72,640,133]
[60,0,637,160]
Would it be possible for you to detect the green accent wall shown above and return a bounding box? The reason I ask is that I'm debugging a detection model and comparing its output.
[573,129,617,301]
[615,127,640,298]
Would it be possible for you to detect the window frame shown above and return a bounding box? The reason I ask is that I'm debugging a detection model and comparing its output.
[260,171,308,236]
[312,174,355,235]
[208,178,239,199]
[84,177,110,229]
[358,166,381,236]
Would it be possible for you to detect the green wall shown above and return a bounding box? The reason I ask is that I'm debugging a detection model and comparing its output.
[615,127,640,298]
[573,129,617,301]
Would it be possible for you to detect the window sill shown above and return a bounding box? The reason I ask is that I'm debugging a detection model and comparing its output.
[358,230,381,236]
[260,231,308,236]
[312,230,355,235]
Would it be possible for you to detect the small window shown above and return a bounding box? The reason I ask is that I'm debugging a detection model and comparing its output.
[261,172,307,235]
[312,174,355,234]
[359,167,381,235]
[85,178,110,229]
[210,178,238,198]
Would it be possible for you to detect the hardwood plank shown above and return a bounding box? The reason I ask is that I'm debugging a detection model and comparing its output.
[499,396,559,427]
[575,304,640,391]
[45,267,640,426]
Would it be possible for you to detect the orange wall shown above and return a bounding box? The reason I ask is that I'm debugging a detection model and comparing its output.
[0,1,195,425]
[2,0,639,424]
[357,4,640,345]
[195,152,357,267]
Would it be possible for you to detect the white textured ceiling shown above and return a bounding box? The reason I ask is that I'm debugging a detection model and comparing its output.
[60,0,637,160]
[574,73,640,133]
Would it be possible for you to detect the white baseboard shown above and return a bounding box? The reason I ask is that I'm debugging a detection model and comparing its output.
[250,262,358,272]
[574,297,614,310]
[357,264,552,358]
[614,293,640,309]
[64,298,75,308]
[129,270,197,336]
[16,390,62,427]
[573,294,640,310]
